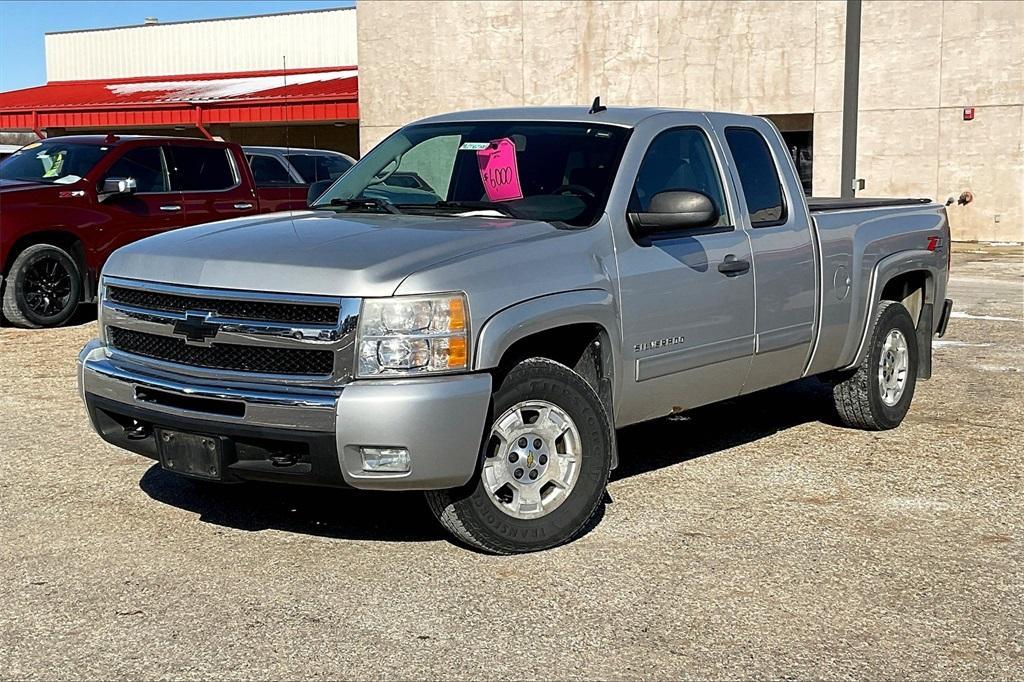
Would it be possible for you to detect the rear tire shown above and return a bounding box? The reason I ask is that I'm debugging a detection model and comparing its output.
[2,243,82,328]
[831,300,919,430]
[425,358,612,554]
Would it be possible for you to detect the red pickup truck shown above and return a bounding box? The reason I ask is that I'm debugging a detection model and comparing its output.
[0,135,311,328]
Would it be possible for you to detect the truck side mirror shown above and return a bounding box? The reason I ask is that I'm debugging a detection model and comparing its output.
[628,190,719,235]
[307,179,333,207]
[99,177,137,202]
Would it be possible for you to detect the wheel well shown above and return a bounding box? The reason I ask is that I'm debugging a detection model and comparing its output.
[3,231,89,293]
[497,323,608,378]
[495,322,617,468]
[881,271,929,328]
[496,322,614,411]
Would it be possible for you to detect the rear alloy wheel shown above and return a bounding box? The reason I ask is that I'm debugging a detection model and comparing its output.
[426,358,613,554]
[2,244,82,328]
[831,300,919,430]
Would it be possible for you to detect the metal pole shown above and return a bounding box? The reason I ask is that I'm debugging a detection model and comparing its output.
[840,0,862,198]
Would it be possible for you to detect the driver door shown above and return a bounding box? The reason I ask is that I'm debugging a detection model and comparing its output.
[99,144,184,253]
[612,120,755,425]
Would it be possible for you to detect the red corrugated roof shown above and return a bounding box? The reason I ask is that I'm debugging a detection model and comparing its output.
[0,66,358,132]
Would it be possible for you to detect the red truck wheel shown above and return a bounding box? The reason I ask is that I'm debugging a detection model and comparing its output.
[2,244,82,329]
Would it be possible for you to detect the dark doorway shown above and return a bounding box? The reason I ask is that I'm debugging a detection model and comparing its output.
[763,113,813,195]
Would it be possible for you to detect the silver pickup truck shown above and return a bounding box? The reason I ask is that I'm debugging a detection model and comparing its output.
[78,107,953,554]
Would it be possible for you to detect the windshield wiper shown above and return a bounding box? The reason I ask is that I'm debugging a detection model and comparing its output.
[397,200,521,218]
[320,197,402,214]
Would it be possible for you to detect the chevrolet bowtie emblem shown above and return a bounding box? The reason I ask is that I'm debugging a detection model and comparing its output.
[173,312,219,344]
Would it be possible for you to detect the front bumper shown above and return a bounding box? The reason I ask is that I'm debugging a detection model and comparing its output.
[78,340,492,490]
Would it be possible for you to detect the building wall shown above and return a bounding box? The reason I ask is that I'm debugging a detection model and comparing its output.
[357,0,1023,242]
[45,8,357,81]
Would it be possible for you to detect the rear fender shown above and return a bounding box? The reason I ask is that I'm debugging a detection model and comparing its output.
[845,250,940,371]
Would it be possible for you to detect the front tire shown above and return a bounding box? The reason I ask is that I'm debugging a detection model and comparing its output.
[2,243,82,328]
[425,358,612,554]
[832,300,919,430]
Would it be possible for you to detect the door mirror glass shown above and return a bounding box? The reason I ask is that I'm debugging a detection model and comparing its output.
[99,176,137,201]
[307,179,334,207]
[628,190,718,233]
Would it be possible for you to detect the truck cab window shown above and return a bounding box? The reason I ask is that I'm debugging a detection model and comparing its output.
[630,127,728,226]
[104,146,169,193]
[168,146,236,191]
[724,127,786,227]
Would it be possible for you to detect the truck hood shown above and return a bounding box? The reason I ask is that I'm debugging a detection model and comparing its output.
[0,178,59,195]
[103,210,565,297]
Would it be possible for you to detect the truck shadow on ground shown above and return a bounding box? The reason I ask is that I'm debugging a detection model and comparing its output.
[139,377,835,545]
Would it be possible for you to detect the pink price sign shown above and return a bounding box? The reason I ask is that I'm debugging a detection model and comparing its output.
[476,138,524,202]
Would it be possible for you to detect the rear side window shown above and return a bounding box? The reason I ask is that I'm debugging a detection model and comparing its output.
[169,146,236,191]
[285,153,353,184]
[248,155,294,186]
[105,146,169,193]
[630,127,728,225]
[724,127,786,227]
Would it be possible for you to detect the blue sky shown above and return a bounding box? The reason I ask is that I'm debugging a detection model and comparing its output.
[0,1,354,92]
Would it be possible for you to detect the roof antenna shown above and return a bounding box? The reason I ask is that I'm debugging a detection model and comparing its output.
[588,96,607,115]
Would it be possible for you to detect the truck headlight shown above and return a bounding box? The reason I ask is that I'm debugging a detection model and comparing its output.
[357,293,469,376]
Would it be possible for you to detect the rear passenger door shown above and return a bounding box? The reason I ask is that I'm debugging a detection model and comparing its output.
[708,115,818,394]
[168,144,258,226]
[99,144,184,252]
[612,117,755,425]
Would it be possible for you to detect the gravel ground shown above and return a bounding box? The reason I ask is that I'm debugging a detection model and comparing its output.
[1,246,1021,680]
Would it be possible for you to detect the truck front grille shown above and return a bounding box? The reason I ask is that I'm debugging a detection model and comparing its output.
[101,278,360,384]
[107,286,340,325]
[108,327,335,376]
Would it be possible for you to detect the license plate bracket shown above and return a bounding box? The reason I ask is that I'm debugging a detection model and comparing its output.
[156,430,225,480]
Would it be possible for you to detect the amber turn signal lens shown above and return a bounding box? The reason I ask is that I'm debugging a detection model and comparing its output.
[448,296,466,332]
[447,336,468,369]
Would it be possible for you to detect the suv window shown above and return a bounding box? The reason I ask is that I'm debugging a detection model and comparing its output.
[247,154,294,186]
[724,127,786,226]
[629,127,728,226]
[285,153,353,184]
[168,145,236,191]
[105,146,169,193]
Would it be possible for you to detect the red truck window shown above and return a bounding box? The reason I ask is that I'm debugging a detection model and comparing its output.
[168,146,236,192]
[105,147,169,193]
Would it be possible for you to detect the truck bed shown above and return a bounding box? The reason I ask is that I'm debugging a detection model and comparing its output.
[807,197,932,212]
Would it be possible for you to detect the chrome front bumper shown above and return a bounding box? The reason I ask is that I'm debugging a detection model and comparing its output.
[78,340,492,490]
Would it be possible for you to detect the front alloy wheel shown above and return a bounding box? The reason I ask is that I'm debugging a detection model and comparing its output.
[426,358,613,554]
[2,243,83,328]
[483,399,582,520]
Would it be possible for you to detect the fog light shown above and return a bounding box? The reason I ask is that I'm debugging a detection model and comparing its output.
[360,446,411,473]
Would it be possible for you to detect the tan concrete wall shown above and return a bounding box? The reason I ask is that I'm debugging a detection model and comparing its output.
[357,0,1024,242]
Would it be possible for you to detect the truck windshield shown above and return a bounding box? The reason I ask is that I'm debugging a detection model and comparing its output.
[313,122,630,227]
[0,140,110,184]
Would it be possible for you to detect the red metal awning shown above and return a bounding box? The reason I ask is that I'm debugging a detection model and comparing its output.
[0,66,358,136]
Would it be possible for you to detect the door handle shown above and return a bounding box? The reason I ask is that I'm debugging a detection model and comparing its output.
[718,255,751,276]
[233,202,254,210]
[159,205,182,212]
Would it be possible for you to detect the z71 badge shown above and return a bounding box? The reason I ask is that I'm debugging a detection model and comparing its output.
[634,336,685,353]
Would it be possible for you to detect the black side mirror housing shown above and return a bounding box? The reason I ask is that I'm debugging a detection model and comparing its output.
[628,190,719,235]
[307,179,334,207]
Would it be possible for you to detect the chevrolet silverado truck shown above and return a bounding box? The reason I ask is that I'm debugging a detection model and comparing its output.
[0,135,310,329]
[78,107,953,554]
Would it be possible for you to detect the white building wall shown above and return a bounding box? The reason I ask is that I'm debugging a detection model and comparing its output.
[44,8,357,81]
